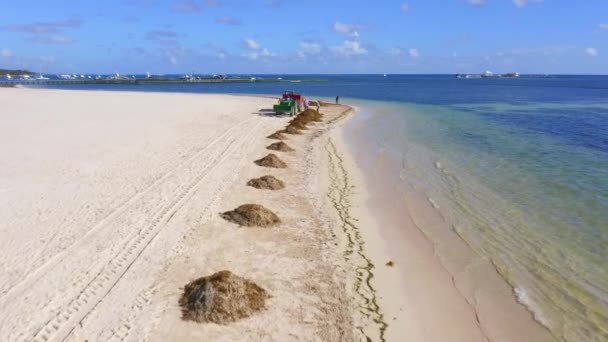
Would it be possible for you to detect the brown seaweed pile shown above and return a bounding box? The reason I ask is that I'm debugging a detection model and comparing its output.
[296,108,323,122]
[254,153,287,168]
[179,270,268,324]
[247,175,285,190]
[266,141,295,152]
[221,204,281,227]
[267,131,287,140]
[279,126,302,135]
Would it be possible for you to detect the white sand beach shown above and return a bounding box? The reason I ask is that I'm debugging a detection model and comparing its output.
[0,88,553,341]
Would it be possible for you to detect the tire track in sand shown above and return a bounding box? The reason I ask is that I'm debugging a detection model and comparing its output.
[1,117,260,342]
[100,113,271,342]
[0,118,253,302]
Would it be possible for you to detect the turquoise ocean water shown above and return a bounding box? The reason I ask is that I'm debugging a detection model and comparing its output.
[32,75,608,340]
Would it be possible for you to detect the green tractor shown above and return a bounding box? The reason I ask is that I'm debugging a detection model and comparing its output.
[273,90,303,116]
[273,98,297,116]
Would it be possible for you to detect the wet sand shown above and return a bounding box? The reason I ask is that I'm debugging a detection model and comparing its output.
[338,106,556,341]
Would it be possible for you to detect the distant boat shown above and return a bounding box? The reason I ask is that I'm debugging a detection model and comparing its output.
[502,72,520,78]
[457,71,520,79]
[35,74,49,80]
[482,70,500,78]
[6,73,12,80]
[383,74,387,77]
[108,72,133,80]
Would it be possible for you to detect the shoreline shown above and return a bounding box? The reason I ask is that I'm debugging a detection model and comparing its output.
[337,104,556,341]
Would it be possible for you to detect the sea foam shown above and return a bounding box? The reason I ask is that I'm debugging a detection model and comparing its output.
[514,287,550,328]
[428,197,440,209]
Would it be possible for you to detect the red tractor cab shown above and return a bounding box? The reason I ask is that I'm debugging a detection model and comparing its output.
[282,90,305,112]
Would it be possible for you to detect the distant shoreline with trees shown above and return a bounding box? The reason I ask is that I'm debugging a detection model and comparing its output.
[0,68,33,75]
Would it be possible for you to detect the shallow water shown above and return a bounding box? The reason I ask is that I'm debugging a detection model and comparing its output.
[347,99,608,341]
[35,74,608,340]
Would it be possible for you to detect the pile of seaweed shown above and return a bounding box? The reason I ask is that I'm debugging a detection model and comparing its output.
[296,108,323,123]
[266,141,294,152]
[254,153,287,168]
[279,125,302,135]
[267,131,287,140]
[179,270,269,324]
[247,175,285,190]
[221,204,281,227]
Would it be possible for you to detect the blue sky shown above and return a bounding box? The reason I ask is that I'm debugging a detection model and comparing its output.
[0,0,606,74]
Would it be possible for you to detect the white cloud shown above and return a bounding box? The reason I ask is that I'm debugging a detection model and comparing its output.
[333,22,355,34]
[0,48,13,57]
[400,3,409,14]
[297,41,322,60]
[388,47,419,58]
[244,51,274,60]
[162,46,192,65]
[389,47,402,56]
[332,21,369,57]
[599,23,608,30]
[468,0,486,6]
[240,37,276,60]
[586,47,598,57]
[333,21,366,36]
[331,39,367,56]
[166,51,178,65]
[260,48,275,57]
[513,0,543,8]
[243,38,260,50]
[299,42,321,55]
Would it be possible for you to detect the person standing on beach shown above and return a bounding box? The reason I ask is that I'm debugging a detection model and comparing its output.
[336,96,339,104]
